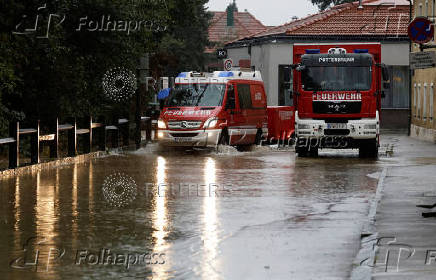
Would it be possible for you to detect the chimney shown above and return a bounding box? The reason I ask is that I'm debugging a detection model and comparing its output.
[227,1,236,26]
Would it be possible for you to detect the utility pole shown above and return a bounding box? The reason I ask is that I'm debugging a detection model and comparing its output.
[136,54,150,149]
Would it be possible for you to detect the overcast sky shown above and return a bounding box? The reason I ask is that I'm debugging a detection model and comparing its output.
[206,0,319,26]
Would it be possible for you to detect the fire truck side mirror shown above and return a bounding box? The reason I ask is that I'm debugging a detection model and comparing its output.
[296,65,306,72]
[291,64,306,71]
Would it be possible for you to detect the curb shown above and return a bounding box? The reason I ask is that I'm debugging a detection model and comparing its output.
[0,151,106,178]
[350,167,388,280]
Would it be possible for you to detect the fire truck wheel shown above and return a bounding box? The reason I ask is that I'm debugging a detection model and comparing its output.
[289,133,296,146]
[218,129,230,145]
[308,147,319,157]
[254,129,262,145]
[296,146,309,157]
[359,140,378,158]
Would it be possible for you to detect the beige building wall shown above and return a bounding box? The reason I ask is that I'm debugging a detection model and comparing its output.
[411,0,436,142]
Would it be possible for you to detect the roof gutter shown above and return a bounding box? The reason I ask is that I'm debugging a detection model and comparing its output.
[225,34,411,49]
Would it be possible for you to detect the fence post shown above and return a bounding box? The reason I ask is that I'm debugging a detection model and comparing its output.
[89,116,93,153]
[122,120,129,147]
[83,116,92,154]
[68,118,77,157]
[135,86,142,149]
[50,118,59,158]
[30,120,40,164]
[99,117,106,151]
[8,121,19,169]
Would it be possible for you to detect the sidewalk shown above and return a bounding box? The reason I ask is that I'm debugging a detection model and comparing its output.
[353,135,436,279]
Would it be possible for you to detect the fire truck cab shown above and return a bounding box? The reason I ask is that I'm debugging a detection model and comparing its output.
[157,71,268,148]
[292,43,390,157]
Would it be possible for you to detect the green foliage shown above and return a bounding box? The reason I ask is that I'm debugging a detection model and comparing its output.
[311,0,354,11]
[0,0,210,135]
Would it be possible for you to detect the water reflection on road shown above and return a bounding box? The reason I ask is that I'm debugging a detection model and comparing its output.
[0,143,393,279]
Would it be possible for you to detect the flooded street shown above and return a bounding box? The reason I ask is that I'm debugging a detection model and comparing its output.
[0,135,404,279]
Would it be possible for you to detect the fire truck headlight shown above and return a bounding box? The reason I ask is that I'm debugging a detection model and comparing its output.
[158,119,167,129]
[204,118,218,129]
[364,124,377,130]
[298,124,311,130]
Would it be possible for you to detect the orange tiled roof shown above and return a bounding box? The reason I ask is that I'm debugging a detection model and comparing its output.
[227,0,410,44]
[207,11,268,52]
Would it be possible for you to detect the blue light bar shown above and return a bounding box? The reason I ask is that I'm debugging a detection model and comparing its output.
[354,49,369,53]
[305,49,320,54]
[177,72,187,78]
[218,71,234,77]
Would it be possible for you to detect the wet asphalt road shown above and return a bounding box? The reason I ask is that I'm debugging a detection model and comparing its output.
[0,134,404,279]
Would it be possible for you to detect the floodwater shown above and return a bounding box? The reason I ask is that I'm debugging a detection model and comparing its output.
[0,137,398,279]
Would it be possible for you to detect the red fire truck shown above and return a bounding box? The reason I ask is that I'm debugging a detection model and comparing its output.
[157,71,269,148]
[157,71,295,149]
[292,43,390,157]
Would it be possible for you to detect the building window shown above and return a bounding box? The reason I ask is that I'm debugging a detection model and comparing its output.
[431,83,434,121]
[418,84,422,119]
[424,83,428,121]
[433,0,435,20]
[426,1,429,17]
[414,83,417,117]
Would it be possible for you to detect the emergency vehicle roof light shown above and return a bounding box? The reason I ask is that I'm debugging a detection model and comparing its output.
[191,72,205,77]
[305,49,320,54]
[218,71,234,77]
[177,72,188,78]
[354,49,369,53]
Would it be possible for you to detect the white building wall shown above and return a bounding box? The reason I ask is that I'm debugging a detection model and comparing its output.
[381,43,410,65]
[228,43,293,106]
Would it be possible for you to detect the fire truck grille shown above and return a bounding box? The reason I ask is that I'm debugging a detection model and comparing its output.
[170,133,199,138]
[313,102,361,114]
[168,121,202,129]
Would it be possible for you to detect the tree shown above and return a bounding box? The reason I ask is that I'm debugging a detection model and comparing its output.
[0,0,211,137]
[153,0,211,77]
[311,0,354,11]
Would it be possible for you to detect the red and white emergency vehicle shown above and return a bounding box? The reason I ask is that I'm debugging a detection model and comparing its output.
[157,71,270,148]
[292,43,390,157]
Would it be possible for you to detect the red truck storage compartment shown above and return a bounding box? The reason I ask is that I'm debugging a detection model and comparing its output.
[267,106,295,141]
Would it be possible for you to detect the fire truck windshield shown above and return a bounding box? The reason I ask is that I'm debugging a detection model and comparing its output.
[301,66,371,91]
[166,83,226,107]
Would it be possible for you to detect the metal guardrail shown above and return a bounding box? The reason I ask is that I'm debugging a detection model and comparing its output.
[0,116,153,170]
